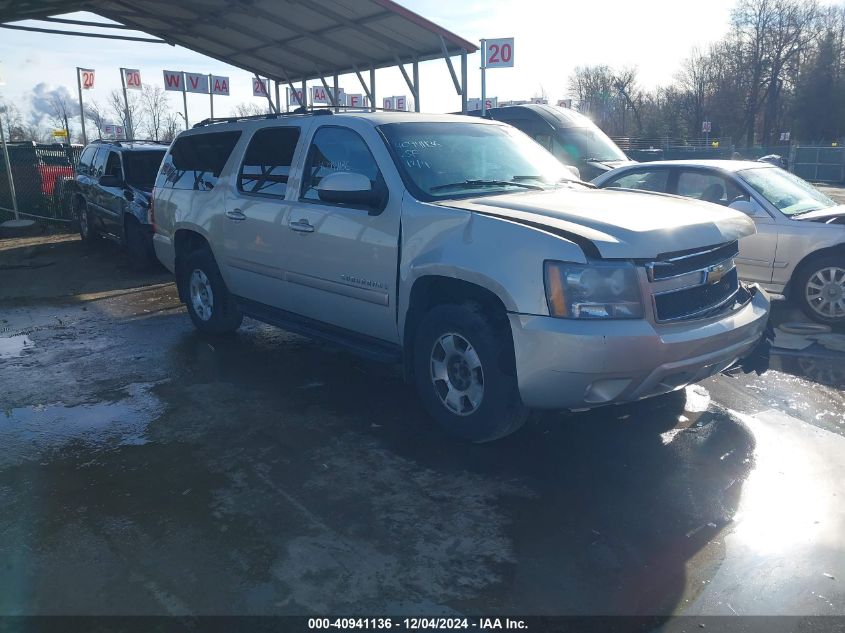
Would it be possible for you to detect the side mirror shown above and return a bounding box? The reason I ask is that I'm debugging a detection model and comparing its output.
[317,171,385,212]
[99,174,123,188]
[729,198,764,217]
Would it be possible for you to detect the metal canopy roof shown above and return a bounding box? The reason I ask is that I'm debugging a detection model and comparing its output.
[0,0,478,85]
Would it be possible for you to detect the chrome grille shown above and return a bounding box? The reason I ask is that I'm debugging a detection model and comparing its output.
[647,241,741,322]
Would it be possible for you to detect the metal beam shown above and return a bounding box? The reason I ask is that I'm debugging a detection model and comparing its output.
[440,36,462,95]
[354,66,373,105]
[0,23,166,43]
[42,16,137,29]
[318,75,336,107]
[254,74,277,113]
[394,56,417,103]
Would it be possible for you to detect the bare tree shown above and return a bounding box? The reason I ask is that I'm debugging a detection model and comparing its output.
[48,91,75,141]
[140,85,172,141]
[108,89,145,139]
[85,99,108,139]
[0,98,23,140]
[230,102,267,117]
[161,113,181,143]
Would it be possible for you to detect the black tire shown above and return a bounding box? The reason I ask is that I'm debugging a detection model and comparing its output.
[124,216,155,270]
[180,247,243,335]
[792,253,845,326]
[76,197,98,247]
[412,302,528,442]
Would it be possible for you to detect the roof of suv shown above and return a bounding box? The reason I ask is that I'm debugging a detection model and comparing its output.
[88,140,170,152]
[181,111,502,136]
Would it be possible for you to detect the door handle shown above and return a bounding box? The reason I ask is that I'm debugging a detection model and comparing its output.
[289,219,315,233]
[225,209,246,221]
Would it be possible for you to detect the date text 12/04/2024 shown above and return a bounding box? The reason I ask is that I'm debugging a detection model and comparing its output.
[307,618,528,630]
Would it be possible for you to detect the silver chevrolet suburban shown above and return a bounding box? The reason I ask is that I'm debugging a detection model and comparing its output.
[151,111,770,442]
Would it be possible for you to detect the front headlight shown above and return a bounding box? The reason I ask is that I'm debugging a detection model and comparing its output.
[544,261,644,319]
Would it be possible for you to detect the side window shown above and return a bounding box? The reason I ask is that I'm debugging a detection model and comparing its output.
[533,134,552,151]
[78,146,96,174]
[604,169,669,193]
[300,127,381,203]
[160,131,242,190]
[677,171,742,205]
[105,151,123,179]
[91,148,108,178]
[238,127,300,197]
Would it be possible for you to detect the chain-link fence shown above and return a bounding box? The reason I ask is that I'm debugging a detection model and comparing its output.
[0,142,83,223]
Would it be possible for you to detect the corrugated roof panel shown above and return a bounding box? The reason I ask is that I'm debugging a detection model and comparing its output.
[1,0,477,84]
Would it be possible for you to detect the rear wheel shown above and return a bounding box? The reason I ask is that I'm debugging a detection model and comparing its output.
[76,197,98,247]
[413,302,528,442]
[794,254,845,326]
[180,247,243,335]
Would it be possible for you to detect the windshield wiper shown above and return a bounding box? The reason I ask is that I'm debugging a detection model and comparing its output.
[430,179,544,192]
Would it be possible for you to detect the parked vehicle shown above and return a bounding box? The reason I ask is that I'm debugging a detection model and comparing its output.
[593,160,845,325]
[0,142,75,213]
[466,104,635,180]
[64,139,168,268]
[151,112,769,441]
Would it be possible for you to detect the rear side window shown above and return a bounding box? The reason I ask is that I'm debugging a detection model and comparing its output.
[238,127,300,198]
[603,169,669,193]
[91,148,108,178]
[159,131,241,190]
[78,147,97,173]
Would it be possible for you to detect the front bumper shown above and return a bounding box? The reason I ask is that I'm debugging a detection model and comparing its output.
[509,286,770,409]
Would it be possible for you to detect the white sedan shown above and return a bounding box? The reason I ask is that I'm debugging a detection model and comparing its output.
[593,160,845,325]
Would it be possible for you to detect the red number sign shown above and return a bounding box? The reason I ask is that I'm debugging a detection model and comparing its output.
[123,69,141,90]
[484,38,514,68]
[80,69,95,90]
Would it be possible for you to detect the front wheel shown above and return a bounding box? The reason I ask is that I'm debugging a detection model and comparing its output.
[180,248,243,335]
[794,254,845,326]
[413,303,528,442]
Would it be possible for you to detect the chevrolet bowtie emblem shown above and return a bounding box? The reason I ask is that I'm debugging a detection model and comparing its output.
[705,263,727,285]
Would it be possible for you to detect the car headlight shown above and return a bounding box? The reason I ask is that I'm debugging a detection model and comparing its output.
[544,261,644,319]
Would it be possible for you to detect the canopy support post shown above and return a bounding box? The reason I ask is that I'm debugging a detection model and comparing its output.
[333,74,339,112]
[413,61,419,112]
[370,66,376,112]
[461,50,468,114]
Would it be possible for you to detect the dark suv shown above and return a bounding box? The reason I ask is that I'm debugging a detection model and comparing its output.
[65,140,168,267]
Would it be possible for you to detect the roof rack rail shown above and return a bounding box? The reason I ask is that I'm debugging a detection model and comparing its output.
[192,105,403,128]
[90,138,170,146]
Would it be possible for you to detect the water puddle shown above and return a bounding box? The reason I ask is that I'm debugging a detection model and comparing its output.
[0,382,163,466]
[0,335,33,359]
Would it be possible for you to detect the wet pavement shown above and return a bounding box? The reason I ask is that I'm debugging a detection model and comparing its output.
[0,235,844,617]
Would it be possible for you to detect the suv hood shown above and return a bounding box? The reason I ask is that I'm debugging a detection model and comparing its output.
[438,188,755,259]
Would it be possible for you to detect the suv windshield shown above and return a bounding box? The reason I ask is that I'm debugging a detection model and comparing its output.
[124,150,167,187]
[555,127,628,163]
[738,166,837,216]
[378,122,577,201]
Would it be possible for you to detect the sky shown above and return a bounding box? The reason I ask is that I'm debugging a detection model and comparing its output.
[0,0,836,134]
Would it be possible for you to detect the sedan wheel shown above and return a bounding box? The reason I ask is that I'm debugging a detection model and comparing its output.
[804,265,845,321]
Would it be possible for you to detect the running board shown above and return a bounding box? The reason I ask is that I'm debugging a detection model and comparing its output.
[235,296,402,364]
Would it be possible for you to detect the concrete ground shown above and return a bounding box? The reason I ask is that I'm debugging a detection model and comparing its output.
[0,233,843,618]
